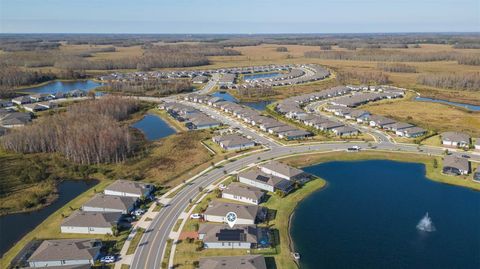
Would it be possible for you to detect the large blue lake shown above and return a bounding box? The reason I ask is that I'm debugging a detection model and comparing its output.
[291,160,480,269]
[20,80,103,94]
[0,180,97,256]
[131,114,176,141]
[415,97,480,111]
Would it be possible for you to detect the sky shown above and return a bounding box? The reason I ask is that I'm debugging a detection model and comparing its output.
[0,0,479,33]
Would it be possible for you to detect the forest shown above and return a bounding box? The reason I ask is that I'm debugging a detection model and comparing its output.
[1,97,140,164]
[417,73,480,91]
[104,78,194,96]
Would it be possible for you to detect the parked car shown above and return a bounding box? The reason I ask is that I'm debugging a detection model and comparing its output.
[190,213,202,219]
[133,209,145,216]
[218,184,227,190]
[100,256,115,263]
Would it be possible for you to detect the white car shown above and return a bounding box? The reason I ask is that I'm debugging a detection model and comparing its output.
[190,213,202,219]
[133,209,145,216]
[100,256,115,263]
[218,184,227,190]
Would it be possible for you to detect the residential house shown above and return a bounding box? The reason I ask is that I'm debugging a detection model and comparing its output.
[222,183,264,205]
[198,224,259,249]
[23,103,49,112]
[369,116,396,128]
[12,95,32,105]
[199,255,267,269]
[332,126,359,136]
[441,132,471,147]
[259,160,309,182]
[61,211,122,235]
[104,180,153,198]
[278,129,311,140]
[82,194,136,214]
[443,155,470,175]
[238,168,294,194]
[27,239,101,268]
[212,134,255,151]
[203,201,265,224]
[0,112,32,127]
[398,127,427,138]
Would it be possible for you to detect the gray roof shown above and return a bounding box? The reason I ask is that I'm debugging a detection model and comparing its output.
[83,194,136,211]
[198,224,258,244]
[260,160,305,178]
[443,155,470,172]
[403,126,427,135]
[239,168,293,192]
[204,200,260,221]
[223,182,264,201]
[388,122,414,130]
[213,134,253,148]
[105,179,151,196]
[441,132,471,143]
[28,239,101,262]
[199,255,267,269]
[62,211,122,228]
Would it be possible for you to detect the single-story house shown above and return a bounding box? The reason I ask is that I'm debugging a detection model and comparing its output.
[203,201,265,224]
[332,126,359,136]
[443,155,470,175]
[61,211,122,235]
[198,224,259,249]
[398,126,427,138]
[474,172,480,182]
[27,239,102,268]
[278,129,311,140]
[199,255,267,269]
[212,134,255,151]
[0,112,32,128]
[222,182,264,205]
[385,122,413,132]
[238,168,294,194]
[12,95,32,105]
[104,179,153,198]
[23,103,49,112]
[441,132,471,147]
[259,160,309,182]
[82,194,136,214]
[369,116,396,128]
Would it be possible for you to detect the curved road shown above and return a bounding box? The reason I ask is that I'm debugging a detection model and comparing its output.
[128,81,479,269]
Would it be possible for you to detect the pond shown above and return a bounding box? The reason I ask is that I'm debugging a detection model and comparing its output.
[0,180,98,256]
[211,91,272,111]
[415,96,480,111]
[131,114,176,141]
[243,72,280,81]
[19,80,103,94]
[291,160,480,269]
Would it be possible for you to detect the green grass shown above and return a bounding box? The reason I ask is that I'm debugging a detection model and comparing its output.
[121,264,130,269]
[173,219,184,232]
[126,228,145,255]
[161,239,173,269]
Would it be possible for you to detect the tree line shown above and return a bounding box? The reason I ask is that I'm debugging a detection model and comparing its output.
[377,63,417,73]
[304,49,480,66]
[237,85,276,98]
[337,70,390,85]
[1,97,140,165]
[417,73,480,91]
[104,78,193,96]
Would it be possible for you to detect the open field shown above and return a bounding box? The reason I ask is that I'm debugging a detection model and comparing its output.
[361,93,480,137]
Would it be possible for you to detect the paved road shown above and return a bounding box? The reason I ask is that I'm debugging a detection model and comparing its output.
[129,81,480,269]
[130,137,479,269]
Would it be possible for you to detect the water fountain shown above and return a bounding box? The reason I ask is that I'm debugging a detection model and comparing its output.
[416,212,436,232]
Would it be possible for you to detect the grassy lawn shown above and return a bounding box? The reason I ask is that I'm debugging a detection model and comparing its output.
[126,228,145,255]
[1,179,115,268]
[150,109,188,132]
[173,219,184,232]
